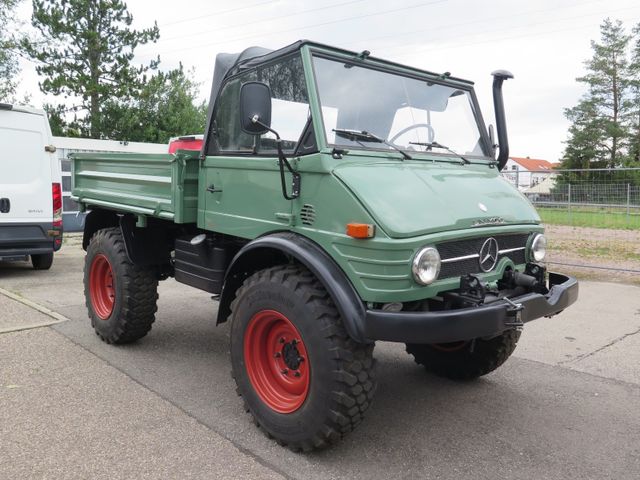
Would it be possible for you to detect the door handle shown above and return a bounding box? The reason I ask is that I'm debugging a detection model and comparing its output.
[0,198,10,213]
[206,184,223,193]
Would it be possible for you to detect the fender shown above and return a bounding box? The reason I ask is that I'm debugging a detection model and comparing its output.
[82,210,170,266]
[118,215,171,266]
[217,232,370,343]
[82,209,119,250]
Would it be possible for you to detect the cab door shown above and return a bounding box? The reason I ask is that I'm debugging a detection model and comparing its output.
[199,54,311,238]
[201,155,294,237]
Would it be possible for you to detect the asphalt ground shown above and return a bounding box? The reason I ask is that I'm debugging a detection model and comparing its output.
[1,238,639,479]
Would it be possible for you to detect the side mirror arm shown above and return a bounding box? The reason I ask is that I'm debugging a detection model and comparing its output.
[250,117,301,200]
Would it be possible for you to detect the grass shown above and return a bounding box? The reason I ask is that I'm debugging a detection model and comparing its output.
[537,207,640,230]
[574,245,640,262]
[547,237,640,261]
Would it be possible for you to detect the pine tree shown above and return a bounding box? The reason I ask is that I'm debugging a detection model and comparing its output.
[562,100,606,169]
[561,18,631,169]
[628,23,640,165]
[22,0,159,138]
[0,0,21,101]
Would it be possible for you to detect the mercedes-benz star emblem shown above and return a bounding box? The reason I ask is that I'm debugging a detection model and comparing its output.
[479,237,499,272]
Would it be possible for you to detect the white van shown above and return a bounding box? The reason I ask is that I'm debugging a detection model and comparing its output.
[0,104,63,269]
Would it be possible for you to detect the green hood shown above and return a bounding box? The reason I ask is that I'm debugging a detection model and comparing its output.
[333,161,540,238]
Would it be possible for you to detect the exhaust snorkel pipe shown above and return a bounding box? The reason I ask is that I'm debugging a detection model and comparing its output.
[491,70,514,171]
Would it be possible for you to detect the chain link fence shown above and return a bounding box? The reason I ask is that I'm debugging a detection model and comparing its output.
[501,167,640,278]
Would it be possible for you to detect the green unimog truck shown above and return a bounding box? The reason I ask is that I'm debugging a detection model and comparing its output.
[71,40,578,451]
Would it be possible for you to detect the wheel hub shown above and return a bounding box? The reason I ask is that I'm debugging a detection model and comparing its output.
[282,340,303,370]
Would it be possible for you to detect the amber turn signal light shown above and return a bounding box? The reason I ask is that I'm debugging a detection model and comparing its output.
[346,223,375,239]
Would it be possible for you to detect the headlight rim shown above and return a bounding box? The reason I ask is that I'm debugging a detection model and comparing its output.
[531,233,547,262]
[412,246,441,285]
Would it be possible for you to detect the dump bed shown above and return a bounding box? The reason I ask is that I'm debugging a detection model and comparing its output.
[70,151,200,224]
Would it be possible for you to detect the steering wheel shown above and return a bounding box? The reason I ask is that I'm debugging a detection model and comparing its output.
[389,123,435,144]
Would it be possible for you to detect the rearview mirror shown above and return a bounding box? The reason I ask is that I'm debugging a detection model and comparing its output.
[239,82,272,135]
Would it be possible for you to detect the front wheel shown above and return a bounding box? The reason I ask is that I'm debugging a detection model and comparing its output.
[230,265,377,451]
[406,330,521,380]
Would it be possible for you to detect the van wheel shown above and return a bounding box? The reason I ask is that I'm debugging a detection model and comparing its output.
[84,227,158,344]
[230,265,377,452]
[405,330,521,380]
[31,253,53,270]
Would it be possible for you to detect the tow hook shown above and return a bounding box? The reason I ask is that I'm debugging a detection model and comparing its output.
[459,274,487,302]
[503,296,524,329]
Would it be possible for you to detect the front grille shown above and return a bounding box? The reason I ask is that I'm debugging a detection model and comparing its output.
[437,233,529,279]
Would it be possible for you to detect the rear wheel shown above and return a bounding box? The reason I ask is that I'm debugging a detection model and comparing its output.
[230,265,377,451]
[31,252,53,270]
[84,227,158,344]
[406,330,521,380]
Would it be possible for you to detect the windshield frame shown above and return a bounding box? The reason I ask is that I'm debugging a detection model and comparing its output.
[305,47,494,161]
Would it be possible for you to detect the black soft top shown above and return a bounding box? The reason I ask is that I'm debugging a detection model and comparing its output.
[207,41,306,106]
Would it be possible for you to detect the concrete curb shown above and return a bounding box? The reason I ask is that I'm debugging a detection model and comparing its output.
[0,286,70,333]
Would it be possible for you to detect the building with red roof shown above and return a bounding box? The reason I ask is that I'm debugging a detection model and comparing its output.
[502,156,559,190]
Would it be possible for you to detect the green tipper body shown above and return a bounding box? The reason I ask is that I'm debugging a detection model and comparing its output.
[71,42,543,305]
[71,151,199,223]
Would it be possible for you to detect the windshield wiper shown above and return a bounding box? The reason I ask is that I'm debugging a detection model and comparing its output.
[409,141,471,164]
[333,128,412,160]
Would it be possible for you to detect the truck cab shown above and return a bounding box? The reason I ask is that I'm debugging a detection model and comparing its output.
[71,41,578,452]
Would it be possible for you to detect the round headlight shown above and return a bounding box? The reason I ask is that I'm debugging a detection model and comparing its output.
[531,233,547,262]
[412,247,441,285]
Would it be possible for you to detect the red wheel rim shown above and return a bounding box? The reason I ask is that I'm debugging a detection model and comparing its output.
[431,341,469,352]
[243,310,310,413]
[89,254,115,320]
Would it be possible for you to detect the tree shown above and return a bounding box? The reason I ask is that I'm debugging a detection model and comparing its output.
[44,103,83,137]
[561,18,632,169]
[628,23,640,165]
[562,100,606,169]
[23,0,159,138]
[0,0,21,101]
[100,65,207,143]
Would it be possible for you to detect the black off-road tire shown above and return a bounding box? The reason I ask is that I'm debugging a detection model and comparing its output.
[84,227,158,344]
[406,330,521,380]
[230,264,377,452]
[31,252,53,270]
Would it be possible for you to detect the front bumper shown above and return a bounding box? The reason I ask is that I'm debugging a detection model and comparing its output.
[363,272,578,343]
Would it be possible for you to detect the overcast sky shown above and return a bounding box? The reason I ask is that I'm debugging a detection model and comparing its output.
[15,0,640,161]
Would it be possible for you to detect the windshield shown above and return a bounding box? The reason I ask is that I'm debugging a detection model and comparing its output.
[312,56,488,158]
